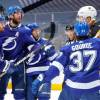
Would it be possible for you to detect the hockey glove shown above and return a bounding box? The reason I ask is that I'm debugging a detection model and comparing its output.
[0,62,16,78]
[32,78,42,96]
[32,74,44,95]
[6,62,16,74]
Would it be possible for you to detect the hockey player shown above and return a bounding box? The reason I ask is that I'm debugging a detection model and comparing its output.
[0,40,19,78]
[65,24,76,45]
[32,22,100,100]
[0,15,21,79]
[77,6,100,37]
[26,23,58,100]
[0,15,17,75]
[0,6,37,100]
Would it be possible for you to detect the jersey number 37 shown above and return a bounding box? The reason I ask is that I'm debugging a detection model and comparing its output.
[69,50,97,73]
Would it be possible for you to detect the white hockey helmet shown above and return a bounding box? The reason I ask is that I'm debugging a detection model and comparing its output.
[77,6,97,20]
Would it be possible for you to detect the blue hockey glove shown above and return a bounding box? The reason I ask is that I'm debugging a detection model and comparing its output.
[37,82,51,99]
[32,78,42,96]
[6,62,16,74]
[32,74,44,95]
[6,61,20,74]
[0,62,16,78]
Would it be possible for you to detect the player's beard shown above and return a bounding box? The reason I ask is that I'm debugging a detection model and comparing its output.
[12,19,21,26]
[12,15,22,26]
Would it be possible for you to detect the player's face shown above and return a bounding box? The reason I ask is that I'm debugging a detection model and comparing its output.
[32,29,41,40]
[0,22,5,32]
[77,16,85,22]
[12,11,23,24]
[86,16,91,23]
[78,16,95,26]
[86,16,96,26]
[65,30,76,41]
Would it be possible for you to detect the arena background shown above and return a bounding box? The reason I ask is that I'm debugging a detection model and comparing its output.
[0,0,100,91]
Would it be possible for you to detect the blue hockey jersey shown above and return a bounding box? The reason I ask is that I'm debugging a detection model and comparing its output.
[0,39,11,73]
[0,23,36,63]
[26,37,58,76]
[44,38,100,94]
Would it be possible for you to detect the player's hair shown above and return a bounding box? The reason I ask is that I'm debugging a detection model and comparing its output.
[76,36,90,41]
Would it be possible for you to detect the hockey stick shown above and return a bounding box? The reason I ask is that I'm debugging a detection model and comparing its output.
[22,0,53,13]
[15,22,55,66]
[0,22,55,78]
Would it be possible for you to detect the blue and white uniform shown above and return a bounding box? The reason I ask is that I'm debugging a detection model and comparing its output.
[44,38,100,98]
[26,37,58,76]
[0,23,35,62]
[0,23,36,100]
[0,39,14,74]
[26,37,58,100]
[43,22,100,100]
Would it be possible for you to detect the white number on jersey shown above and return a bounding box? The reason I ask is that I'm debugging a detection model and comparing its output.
[69,50,97,73]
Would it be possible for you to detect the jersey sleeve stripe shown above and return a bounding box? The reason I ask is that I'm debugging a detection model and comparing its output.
[51,61,64,71]
[65,79,100,89]
[48,53,58,61]
[26,66,49,73]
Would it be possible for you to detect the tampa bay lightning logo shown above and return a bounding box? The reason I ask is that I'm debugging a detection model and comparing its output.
[3,37,17,51]
[27,54,41,65]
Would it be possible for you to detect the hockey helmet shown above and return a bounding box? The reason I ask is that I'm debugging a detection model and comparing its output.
[27,23,39,31]
[7,6,22,16]
[66,25,74,31]
[74,22,90,36]
[77,6,97,20]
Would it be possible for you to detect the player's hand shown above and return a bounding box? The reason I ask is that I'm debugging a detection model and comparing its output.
[0,62,15,77]
[6,62,16,74]
[37,82,51,98]
[32,79,42,95]
[7,61,21,74]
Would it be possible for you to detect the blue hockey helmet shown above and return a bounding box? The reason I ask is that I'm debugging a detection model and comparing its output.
[7,6,22,16]
[74,22,90,36]
[27,23,39,31]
